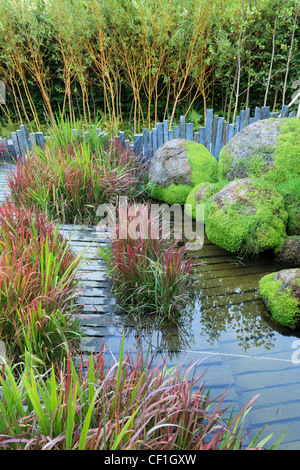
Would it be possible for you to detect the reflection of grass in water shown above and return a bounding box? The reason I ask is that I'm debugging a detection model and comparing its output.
[117,311,194,360]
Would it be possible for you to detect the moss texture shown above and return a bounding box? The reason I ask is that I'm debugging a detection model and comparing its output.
[147,181,192,205]
[185,180,228,220]
[277,177,300,236]
[218,118,300,184]
[259,272,300,328]
[148,141,218,205]
[264,119,300,184]
[205,179,288,257]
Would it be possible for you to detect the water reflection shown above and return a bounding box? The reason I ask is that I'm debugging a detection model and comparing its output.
[116,313,195,360]
[187,292,277,352]
[114,232,299,357]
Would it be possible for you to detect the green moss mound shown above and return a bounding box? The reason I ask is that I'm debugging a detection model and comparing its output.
[184,141,218,187]
[277,177,300,236]
[218,118,300,185]
[205,179,288,257]
[148,141,218,205]
[264,119,300,184]
[259,271,300,328]
[147,181,192,205]
[185,180,228,220]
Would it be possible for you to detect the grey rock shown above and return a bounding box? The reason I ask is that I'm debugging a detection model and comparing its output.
[275,236,300,267]
[148,139,192,188]
[220,119,286,181]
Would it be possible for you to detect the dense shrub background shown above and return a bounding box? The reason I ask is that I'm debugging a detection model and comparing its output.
[0,0,299,136]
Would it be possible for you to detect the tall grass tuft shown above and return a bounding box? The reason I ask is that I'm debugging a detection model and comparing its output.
[0,201,83,366]
[0,338,284,450]
[8,121,147,225]
[98,201,194,324]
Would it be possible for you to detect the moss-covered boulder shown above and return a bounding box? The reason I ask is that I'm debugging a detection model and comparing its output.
[259,268,300,328]
[205,178,288,256]
[277,177,300,236]
[275,236,300,267]
[185,180,228,220]
[219,118,300,185]
[148,139,218,205]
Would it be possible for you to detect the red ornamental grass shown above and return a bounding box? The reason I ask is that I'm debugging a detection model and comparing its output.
[98,201,194,322]
[0,201,82,364]
[0,340,280,450]
[7,139,146,224]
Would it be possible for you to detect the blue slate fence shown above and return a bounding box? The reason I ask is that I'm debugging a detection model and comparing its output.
[0,104,297,164]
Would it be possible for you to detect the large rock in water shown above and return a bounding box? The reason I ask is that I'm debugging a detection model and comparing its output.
[148,139,218,205]
[218,117,300,184]
[259,268,300,328]
[205,178,288,256]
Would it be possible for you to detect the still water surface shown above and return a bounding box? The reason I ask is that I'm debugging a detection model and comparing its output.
[119,234,300,450]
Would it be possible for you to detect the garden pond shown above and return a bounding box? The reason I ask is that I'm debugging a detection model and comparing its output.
[103,232,300,450]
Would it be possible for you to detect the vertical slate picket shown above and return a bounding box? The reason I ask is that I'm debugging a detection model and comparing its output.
[180,115,185,139]
[11,132,20,157]
[7,140,16,161]
[28,132,36,153]
[16,129,28,163]
[228,124,234,143]
[245,108,250,127]
[270,112,279,118]
[168,130,173,141]
[222,121,229,147]
[215,117,224,160]
[142,128,148,160]
[174,126,180,139]
[157,123,163,149]
[240,110,245,131]
[152,128,158,154]
[194,132,199,143]
[249,117,255,125]
[148,131,153,160]
[254,107,261,121]
[186,122,193,141]
[280,105,289,117]
[133,134,143,156]
[35,132,46,150]
[199,127,205,147]
[205,109,213,151]
[289,111,296,118]
[235,115,240,134]
[0,138,8,161]
[261,106,270,120]
[119,131,125,146]
[163,120,168,144]
[211,115,218,156]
